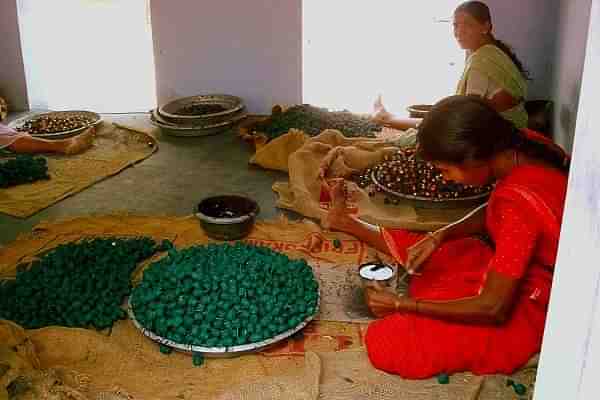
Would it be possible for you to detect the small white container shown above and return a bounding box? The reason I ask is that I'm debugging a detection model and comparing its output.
[358,262,396,291]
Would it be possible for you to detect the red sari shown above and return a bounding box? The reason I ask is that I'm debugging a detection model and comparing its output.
[365,160,568,378]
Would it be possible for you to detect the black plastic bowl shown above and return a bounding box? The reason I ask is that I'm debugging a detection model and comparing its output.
[195,195,259,240]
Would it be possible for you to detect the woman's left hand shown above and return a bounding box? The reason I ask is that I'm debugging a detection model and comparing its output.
[365,288,414,318]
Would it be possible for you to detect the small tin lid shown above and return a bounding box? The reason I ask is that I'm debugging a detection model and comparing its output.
[359,262,394,281]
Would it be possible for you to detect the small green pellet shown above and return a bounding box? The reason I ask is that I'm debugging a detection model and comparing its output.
[513,383,527,396]
[332,239,342,249]
[159,344,172,355]
[192,353,204,366]
[436,373,449,384]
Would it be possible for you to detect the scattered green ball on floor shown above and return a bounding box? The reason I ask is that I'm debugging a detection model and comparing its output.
[159,344,172,355]
[192,353,204,367]
[437,373,449,384]
[513,383,527,396]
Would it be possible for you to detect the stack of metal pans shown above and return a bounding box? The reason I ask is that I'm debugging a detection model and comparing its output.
[150,94,247,137]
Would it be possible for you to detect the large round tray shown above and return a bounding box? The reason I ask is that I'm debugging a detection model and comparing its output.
[8,110,102,140]
[158,94,245,125]
[371,170,490,209]
[127,294,320,358]
[150,108,246,137]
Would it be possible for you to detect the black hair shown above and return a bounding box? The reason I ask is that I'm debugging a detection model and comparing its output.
[417,95,569,172]
[455,1,530,80]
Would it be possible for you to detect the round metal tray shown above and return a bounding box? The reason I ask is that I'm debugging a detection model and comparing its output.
[150,109,246,137]
[158,106,247,127]
[158,94,245,123]
[8,110,102,140]
[371,170,490,209]
[127,295,320,358]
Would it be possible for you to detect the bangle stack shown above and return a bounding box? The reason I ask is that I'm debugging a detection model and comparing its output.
[427,231,441,246]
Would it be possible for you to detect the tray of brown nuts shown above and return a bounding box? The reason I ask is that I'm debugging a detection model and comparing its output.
[352,148,492,209]
[8,110,102,140]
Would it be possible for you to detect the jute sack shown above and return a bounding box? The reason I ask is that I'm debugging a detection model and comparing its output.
[273,129,477,232]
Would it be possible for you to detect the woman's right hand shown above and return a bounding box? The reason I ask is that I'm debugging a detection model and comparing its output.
[404,230,445,274]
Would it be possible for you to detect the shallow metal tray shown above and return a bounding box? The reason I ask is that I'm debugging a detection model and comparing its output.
[128,295,319,358]
[371,170,490,209]
[150,109,246,137]
[8,110,102,140]
[158,94,245,124]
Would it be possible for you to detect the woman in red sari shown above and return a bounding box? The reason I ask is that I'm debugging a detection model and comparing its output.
[325,95,569,378]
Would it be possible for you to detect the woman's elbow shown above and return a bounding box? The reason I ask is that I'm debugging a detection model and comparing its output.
[480,300,512,325]
[491,308,511,325]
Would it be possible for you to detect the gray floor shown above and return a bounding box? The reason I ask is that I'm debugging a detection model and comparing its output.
[0,113,298,246]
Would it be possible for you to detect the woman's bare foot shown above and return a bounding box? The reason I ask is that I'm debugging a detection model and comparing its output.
[63,127,96,155]
[371,95,393,124]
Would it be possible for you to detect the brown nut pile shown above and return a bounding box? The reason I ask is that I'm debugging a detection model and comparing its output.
[176,103,228,116]
[350,148,492,204]
[16,115,96,135]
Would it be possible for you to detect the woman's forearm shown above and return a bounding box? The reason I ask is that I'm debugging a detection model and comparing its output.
[381,117,421,131]
[398,269,518,325]
[436,202,488,242]
[409,295,506,325]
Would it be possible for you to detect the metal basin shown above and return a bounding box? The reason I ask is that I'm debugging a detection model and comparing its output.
[406,104,432,119]
[195,195,259,240]
[158,94,245,126]
[8,110,102,140]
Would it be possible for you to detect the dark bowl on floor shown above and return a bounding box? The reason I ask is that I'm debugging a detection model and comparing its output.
[195,195,259,240]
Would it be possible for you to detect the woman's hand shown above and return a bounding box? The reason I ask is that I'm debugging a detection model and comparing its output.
[405,230,445,274]
[365,288,415,318]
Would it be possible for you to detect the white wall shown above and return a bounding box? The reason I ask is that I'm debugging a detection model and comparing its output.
[486,0,560,100]
[534,1,600,398]
[0,0,28,111]
[150,0,302,114]
[550,0,592,152]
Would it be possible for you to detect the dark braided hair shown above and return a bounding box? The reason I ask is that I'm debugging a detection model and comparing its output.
[455,1,531,80]
[417,95,569,172]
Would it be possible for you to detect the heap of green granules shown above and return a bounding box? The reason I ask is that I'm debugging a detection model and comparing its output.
[131,242,319,348]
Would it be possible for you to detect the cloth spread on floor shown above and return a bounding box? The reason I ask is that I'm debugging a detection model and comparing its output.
[0,117,158,218]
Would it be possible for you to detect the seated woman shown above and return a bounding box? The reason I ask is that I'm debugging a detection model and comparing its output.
[375,1,529,130]
[0,123,95,155]
[325,95,569,378]
[320,1,529,179]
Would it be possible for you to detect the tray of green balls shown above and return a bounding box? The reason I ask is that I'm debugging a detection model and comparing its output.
[128,242,320,357]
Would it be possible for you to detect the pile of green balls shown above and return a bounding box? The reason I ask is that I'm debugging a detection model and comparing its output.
[0,237,161,330]
[253,104,382,140]
[0,154,50,188]
[131,242,319,348]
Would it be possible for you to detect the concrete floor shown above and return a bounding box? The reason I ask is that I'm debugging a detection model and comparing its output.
[0,113,297,246]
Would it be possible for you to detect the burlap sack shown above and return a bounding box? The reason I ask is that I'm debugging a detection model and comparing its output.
[0,116,158,218]
[318,348,537,400]
[0,216,537,399]
[273,129,477,232]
